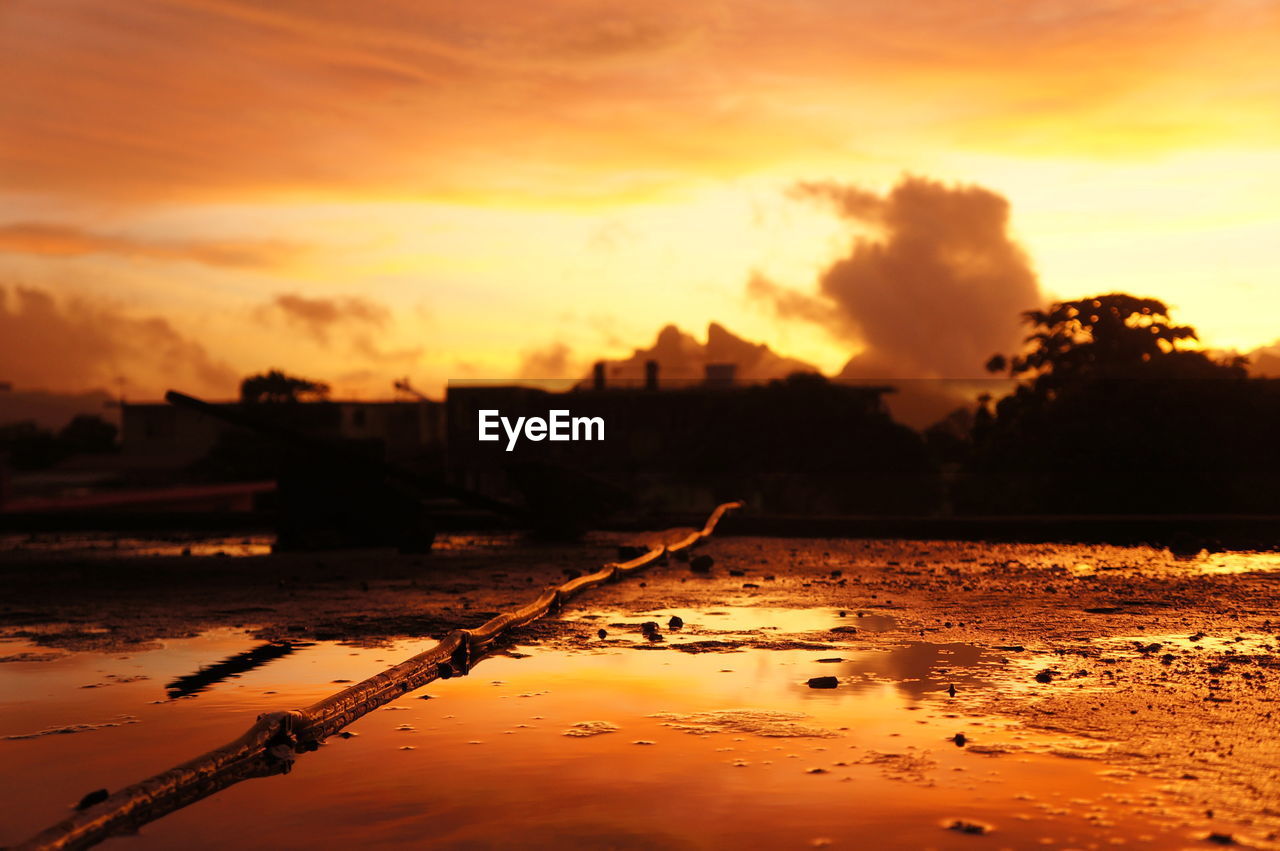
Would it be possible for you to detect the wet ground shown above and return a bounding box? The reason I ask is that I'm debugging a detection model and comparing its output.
[1,534,1277,848]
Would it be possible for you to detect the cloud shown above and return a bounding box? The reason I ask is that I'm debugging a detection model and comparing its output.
[257,293,422,369]
[0,222,300,269]
[517,342,577,379]
[261,293,390,344]
[751,175,1041,380]
[3,1,1273,203]
[350,333,424,367]
[1246,341,1280,377]
[0,285,237,398]
[601,322,817,384]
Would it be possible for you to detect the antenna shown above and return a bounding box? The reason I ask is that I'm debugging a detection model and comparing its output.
[393,377,429,401]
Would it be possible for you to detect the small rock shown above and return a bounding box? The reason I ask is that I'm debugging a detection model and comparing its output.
[807,676,839,689]
[597,628,608,639]
[640,621,660,634]
[944,820,992,835]
[668,616,684,629]
[690,554,714,573]
[1034,668,1055,684]
[952,733,967,747]
[1206,833,1237,845]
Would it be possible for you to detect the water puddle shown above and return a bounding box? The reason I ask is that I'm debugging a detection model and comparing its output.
[567,606,897,637]
[0,623,1236,849]
[0,533,274,559]
[0,531,527,559]
[1185,551,1280,575]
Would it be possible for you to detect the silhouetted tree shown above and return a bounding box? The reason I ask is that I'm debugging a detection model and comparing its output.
[958,294,1276,515]
[239,370,330,404]
[986,293,1245,394]
[0,414,116,471]
[57,414,117,454]
[0,421,61,471]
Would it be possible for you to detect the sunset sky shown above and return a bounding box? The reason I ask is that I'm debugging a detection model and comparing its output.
[2,0,1279,403]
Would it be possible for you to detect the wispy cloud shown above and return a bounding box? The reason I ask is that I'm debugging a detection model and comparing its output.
[3,0,1273,202]
[0,222,300,269]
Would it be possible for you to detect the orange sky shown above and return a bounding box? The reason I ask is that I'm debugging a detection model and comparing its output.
[2,0,1278,400]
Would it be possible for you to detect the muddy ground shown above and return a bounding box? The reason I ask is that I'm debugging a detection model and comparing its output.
[1,531,1277,846]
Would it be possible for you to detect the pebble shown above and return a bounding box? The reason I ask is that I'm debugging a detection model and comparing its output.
[807,676,839,689]
[944,820,992,835]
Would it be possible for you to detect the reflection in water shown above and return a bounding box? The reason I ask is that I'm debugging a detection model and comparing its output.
[0,533,273,558]
[166,641,308,698]
[0,627,1215,850]
[569,606,898,636]
[1190,551,1280,575]
[833,642,1000,701]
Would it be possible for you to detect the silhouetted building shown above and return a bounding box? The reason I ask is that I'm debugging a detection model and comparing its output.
[122,400,445,471]
[446,376,936,514]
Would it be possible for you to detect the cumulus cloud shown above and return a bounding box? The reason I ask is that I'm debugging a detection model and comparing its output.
[0,222,299,269]
[600,322,817,384]
[257,293,422,369]
[0,285,236,398]
[751,175,1041,380]
[517,342,577,379]
[1246,341,1280,377]
[260,293,390,344]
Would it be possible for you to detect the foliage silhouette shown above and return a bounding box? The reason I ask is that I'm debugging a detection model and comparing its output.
[960,294,1276,515]
[0,415,117,471]
[239,369,330,404]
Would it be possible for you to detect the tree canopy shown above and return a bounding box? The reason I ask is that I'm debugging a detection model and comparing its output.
[985,293,1244,396]
[239,370,330,404]
[960,293,1274,515]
